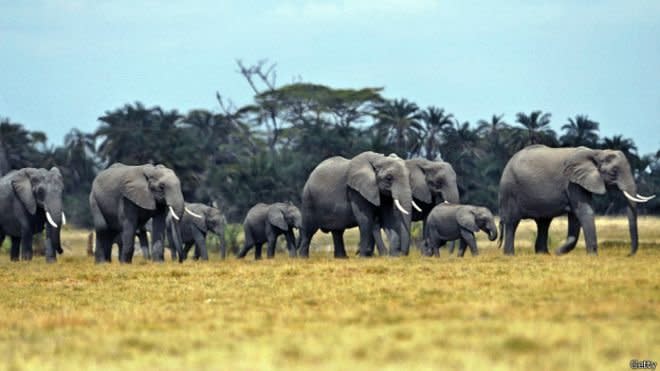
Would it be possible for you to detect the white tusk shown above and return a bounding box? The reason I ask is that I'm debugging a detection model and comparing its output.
[61,212,67,225]
[636,193,656,201]
[185,207,203,219]
[169,206,180,221]
[623,190,648,203]
[394,199,410,215]
[46,211,58,228]
[443,200,450,204]
[411,200,422,212]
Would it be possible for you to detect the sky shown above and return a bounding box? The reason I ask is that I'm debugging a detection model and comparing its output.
[1,0,659,154]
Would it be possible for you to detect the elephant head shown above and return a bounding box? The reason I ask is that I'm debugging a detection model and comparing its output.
[11,167,65,253]
[348,152,413,254]
[121,164,186,219]
[268,203,302,231]
[564,148,655,255]
[457,206,498,241]
[407,158,460,208]
[189,203,226,237]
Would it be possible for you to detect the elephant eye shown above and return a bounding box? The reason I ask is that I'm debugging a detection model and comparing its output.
[159,183,165,191]
[385,174,394,182]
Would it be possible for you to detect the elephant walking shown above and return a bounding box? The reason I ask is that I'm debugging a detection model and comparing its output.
[423,203,497,257]
[166,202,226,261]
[89,163,196,263]
[237,202,301,260]
[0,167,65,262]
[298,151,413,258]
[498,145,655,256]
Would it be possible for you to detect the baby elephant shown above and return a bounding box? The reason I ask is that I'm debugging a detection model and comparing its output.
[423,203,498,257]
[237,202,302,260]
[166,202,226,261]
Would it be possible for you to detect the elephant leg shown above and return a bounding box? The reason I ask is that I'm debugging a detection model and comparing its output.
[182,242,194,260]
[45,225,56,263]
[574,202,597,255]
[191,228,208,261]
[459,229,479,256]
[266,235,277,259]
[331,230,347,258]
[457,239,468,257]
[373,228,388,256]
[284,231,297,258]
[255,243,263,260]
[555,213,581,255]
[534,218,552,254]
[298,226,318,258]
[502,219,520,256]
[20,229,33,261]
[447,240,456,254]
[10,236,20,262]
[137,229,150,260]
[95,231,109,263]
[219,232,227,259]
[120,226,137,264]
[236,238,252,259]
[151,214,167,262]
[434,241,446,257]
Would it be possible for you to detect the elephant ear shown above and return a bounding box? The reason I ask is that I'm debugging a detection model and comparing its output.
[564,150,606,195]
[11,171,37,215]
[268,206,289,231]
[456,207,479,233]
[190,205,208,233]
[347,154,380,206]
[409,162,432,204]
[120,169,156,210]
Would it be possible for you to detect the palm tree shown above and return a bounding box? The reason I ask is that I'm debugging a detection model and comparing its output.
[515,110,556,146]
[419,106,453,160]
[560,115,600,147]
[0,118,42,170]
[373,99,423,157]
[64,128,97,185]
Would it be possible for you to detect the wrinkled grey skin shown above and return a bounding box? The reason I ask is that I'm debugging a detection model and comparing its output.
[89,163,185,263]
[423,203,497,257]
[298,151,413,258]
[237,202,302,260]
[499,145,646,256]
[0,167,65,262]
[381,158,460,255]
[166,203,227,261]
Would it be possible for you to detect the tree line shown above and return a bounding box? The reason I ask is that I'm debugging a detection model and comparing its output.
[1,61,658,226]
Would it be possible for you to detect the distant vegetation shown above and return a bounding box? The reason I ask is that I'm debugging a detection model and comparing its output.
[1,60,659,226]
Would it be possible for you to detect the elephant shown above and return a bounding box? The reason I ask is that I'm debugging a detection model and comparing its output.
[298,151,413,258]
[89,163,198,263]
[422,203,497,257]
[166,202,227,261]
[237,202,302,260]
[498,145,655,256]
[0,167,66,262]
[380,158,460,255]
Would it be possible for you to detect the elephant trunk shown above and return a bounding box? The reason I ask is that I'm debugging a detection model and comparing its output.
[165,192,185,221]
[45,194,64,228]
[616,173,640,256]
[392,183,413,255]
[485,222,498,241]
[169,218,184,262]
[441,183,460,204]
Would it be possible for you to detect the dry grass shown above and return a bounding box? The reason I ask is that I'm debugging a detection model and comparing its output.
[0,216,659,370]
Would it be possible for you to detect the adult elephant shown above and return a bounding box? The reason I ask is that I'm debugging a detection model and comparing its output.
[498,145,655,256]
[89,163,197,263]
[166,202,226,261]
[0,167,65,262]
[298,151,413,258]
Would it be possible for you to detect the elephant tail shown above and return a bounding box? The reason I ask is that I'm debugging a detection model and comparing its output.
[497,220,504,249]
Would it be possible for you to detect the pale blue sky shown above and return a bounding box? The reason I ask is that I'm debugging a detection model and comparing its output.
[1,1,659,154]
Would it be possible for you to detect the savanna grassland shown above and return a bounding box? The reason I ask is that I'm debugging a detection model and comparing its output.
[0,217,659,371]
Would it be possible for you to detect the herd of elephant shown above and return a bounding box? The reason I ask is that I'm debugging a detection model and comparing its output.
[0,145,655,263]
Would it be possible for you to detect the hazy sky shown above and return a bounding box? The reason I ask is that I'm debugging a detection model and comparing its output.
[1,0,659,154]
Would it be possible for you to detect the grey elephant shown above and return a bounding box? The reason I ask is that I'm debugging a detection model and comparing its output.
[89,163,198,263]
[166,202,226,261]
[237,202,302,260]
[423,203,497,257]
[381,158,460,255]
[499,145,655,256]
[0,167,65,262]
[298,151,413,258]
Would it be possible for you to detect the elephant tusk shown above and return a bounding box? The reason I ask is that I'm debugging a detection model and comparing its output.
[636,193,656,201]
[394,199,410,215]
[623,190,649,203]
[45,211,58,228]
[169,206,180,221]
[411,200,422,212]
[61,212,67,226]
[443,200,450,204]
[185,207,203,219]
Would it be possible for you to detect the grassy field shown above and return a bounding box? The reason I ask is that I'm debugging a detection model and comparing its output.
[0,217,659,370]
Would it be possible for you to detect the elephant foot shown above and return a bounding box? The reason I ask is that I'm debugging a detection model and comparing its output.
[586,250,598,256]
[554,248,567,256]
[535,250,550,255]
[503,250,515,256]
[46,257,57,264]
[334,255,349,259]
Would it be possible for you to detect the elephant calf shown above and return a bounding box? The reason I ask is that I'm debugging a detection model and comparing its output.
[423,203,497,257]
[237,202,302,260]
[166,202,226,261]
